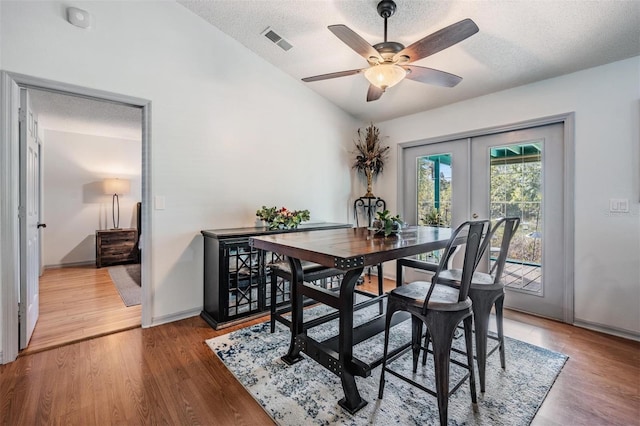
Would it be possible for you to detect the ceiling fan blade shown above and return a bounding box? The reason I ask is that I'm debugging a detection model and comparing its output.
[403,65,462,87]
[328,25,382,62]
[302,68,363,82]
[394,18,479,63]
[367,85,384,102]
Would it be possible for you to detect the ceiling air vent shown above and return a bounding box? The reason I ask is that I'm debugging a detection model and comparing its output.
[262,27,293,52]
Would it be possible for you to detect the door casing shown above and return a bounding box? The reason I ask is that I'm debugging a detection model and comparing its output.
[1,70,152,364]
[396,113,575,324]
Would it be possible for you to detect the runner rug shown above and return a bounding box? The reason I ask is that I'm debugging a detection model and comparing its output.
[108,263,141,307]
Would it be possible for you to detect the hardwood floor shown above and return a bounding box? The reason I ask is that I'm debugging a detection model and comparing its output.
[20,265,141,355]
[2,277,638,425]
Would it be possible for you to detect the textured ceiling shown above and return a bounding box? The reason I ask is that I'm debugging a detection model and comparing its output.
[29,89,141,140]
[179,0,640,122]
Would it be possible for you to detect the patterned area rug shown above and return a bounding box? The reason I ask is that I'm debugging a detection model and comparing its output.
[206,301,567,425]
[108,264,141,307]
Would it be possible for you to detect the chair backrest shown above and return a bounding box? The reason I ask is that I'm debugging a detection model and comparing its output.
[478,217,520,284]
[424,219,489,313]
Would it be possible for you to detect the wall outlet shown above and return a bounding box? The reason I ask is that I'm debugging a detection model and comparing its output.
[609,198,629,213]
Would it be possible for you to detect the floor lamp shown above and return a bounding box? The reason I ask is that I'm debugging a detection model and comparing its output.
[103,178,130,229]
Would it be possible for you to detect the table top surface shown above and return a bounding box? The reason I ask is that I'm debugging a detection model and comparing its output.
[250,226,452,270]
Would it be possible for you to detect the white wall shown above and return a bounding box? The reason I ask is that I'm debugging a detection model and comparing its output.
[372,57,640,336]
[42,130,141,266]
[0,0,359,346]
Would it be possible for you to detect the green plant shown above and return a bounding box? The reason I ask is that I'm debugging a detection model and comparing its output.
[422,208,447,227]
[372,210,403,236]
[256,206,310,230]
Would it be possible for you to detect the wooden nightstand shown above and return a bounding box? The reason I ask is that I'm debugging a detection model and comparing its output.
[95,228,139,268]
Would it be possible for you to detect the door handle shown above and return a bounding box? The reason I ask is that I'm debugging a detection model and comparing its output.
[472,213,478,219]
[37,223,47,228]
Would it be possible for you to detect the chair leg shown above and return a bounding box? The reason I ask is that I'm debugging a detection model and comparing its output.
[422,329,430,366]
[473,302,491,393]
[378,299,399,399]
[429,316,459,426]
[377,263,384,315]
[270,271,278,333]
[495,295,506,369]
[463,316,478,404]
[411,316,423,373]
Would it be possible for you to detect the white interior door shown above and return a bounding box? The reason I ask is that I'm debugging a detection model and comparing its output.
[19,89,40,349]
[470,123,565,320]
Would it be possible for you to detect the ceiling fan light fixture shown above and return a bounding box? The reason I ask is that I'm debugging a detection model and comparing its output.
[364,63,406,90]
[302,1,478,102]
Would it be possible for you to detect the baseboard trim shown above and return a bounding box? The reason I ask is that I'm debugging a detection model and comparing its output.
[149,307,201,328]
[0,350,3,364]
[573,319,640,342]
[45,260,95,269]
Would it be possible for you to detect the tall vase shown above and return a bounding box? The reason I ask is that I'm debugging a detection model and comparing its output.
[364,167,375,198]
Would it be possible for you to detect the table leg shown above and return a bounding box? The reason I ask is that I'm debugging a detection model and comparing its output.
[337,267,368,414]
[282,257,304,365]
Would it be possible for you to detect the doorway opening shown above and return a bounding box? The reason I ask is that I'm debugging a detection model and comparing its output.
[1,71,152,364]
[20,88,143,355]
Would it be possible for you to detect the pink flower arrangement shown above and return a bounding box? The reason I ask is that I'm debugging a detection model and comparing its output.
[256,206,311,230]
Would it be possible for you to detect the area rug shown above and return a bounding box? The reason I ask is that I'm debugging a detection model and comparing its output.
[206,301,567,425]
[108,264,141,307]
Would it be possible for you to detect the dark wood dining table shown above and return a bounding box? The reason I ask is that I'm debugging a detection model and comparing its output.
[250,225,452,414]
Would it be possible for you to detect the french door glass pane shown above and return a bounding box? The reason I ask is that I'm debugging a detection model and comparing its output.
[489,142,543,294]
[416,154,453,227]
[416,154,452,262]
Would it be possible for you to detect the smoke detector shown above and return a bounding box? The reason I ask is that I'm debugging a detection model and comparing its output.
[66,7,92,29]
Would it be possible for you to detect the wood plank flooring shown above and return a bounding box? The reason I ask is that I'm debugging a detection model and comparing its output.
[2,276,638,425]
[20,265,141,355]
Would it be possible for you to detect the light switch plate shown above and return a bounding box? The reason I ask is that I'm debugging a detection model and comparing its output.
[154,196,165,210]
[609,198,629,213]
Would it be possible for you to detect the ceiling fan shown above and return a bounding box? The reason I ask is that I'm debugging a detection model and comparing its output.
[302,0,479,102]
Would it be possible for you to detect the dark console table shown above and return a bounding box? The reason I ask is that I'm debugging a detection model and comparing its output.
[200,222,352,329]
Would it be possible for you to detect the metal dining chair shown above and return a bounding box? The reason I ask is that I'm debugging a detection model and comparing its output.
[397,217,520,392]
[378,220,489,426]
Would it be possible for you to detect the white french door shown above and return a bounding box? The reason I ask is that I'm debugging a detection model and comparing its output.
[402,138,469,276]
[402,123,567,321]
[470,124,565,320]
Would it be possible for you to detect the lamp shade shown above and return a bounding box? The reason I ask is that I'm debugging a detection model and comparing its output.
[364,63,407,90]
[103,178,130,196]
